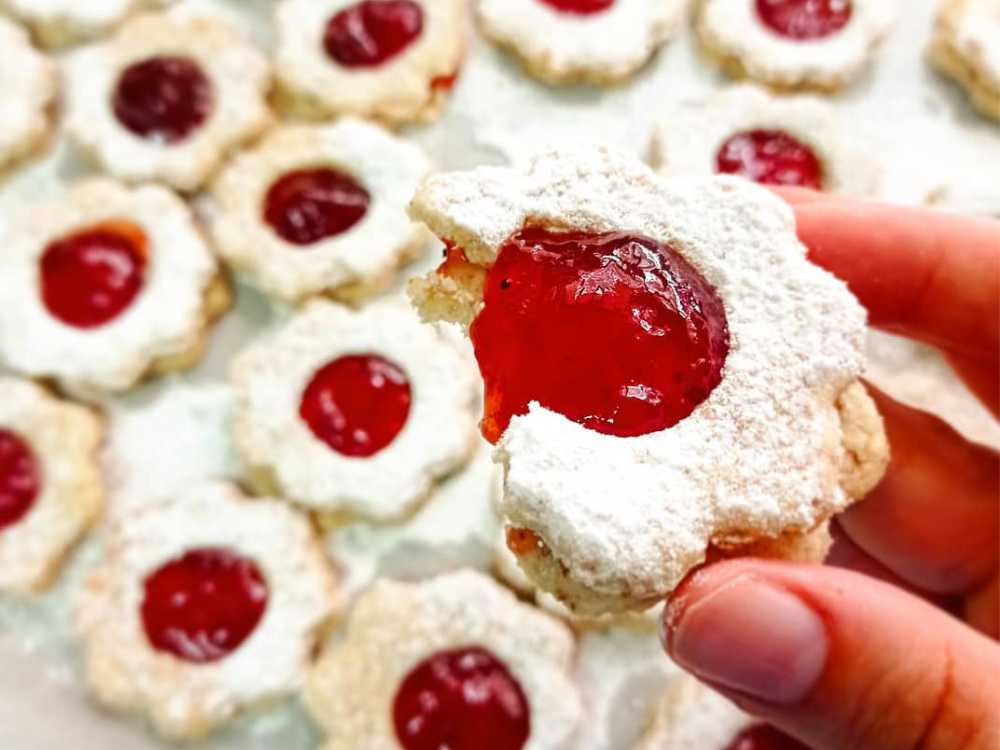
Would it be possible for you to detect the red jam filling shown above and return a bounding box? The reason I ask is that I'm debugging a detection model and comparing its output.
[393,646,531,750]
[324,0,424,68]
[755,0,852,40]
[725,724,812,750]
[0,429,41,531]
[263,168,370,246]
[140,547,268,663]
[299,354,412,457]
[465,228,730,443]
[113,56,214,144]
[716,129,824,189]
[539,0,615,14]
[40,221,147,329]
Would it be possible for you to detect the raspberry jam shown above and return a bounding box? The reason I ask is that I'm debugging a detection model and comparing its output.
[40,222,147,329]
[324,0,424,67]
[539,0,615,14]
[393,646,530,750]
[299,354,412,457]
[113,56,214,144]
[466,229,730,443]
[0,429,41,531]
[263,168,371,246]
[716,129,824,189]
[140,547,268,663]
[755,0,852,40]
[725,724,811,750]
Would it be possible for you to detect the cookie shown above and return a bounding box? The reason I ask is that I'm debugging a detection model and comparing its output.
[408,147,889,615]
[0,17,56,171]
[208,119,432,305]
[0,377,103,593]
[0,179,229,398]
[2,0,175,47]
[929,0,1000,121]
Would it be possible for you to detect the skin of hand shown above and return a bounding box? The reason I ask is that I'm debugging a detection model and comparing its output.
[660,189,1000,750]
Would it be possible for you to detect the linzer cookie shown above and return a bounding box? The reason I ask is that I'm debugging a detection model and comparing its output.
[929,0,1000,121]
[0,18,56,170]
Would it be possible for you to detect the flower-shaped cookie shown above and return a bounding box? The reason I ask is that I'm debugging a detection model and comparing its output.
[929,0,1000,121]
[305,570,582,750]
[2,0,175,47]
[651,85,881,195]
[64,9,271,191]
[409,147,889,615]
[0,18,56,171]
[475,0,687,86]
[231,299,478,521]
[0,377,103,593]
[0,179,229,397]
[208,119,432,305]
[275,0,466,123]
[697,0,897,91]
[76,481,342,741]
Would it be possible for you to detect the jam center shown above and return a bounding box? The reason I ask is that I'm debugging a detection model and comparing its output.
[755,0,852,40]
[324,0,424,67]
[0,429,41,531]
[466,229,730,443]
[393,646,530,750]
[538,0,615,14]
[716,129,824,189]
[140,547,268,663]
[263,168,371,246]
[113,56,214,144]
[299,354,412,457]
[725,724,812,750]
[40,222,147,329]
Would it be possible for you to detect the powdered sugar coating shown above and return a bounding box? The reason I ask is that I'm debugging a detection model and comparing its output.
[64,9,272,191]
[0,377,103,593]
[0,18,56,170]
[275,0,466,124]
[76,481,342,741]
[208,120,432,305]
[305,570,582,750]
[2,0,175,46]
[930,0,1000,120]
[637,675,753,750]
[651,84,882,196]
[410,148,885,613]
[698,0,897,91]
[230,299,479,520]
[0,179,225,397]
[476,0,686,86]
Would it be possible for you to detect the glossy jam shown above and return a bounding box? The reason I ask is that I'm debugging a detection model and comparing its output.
[538,0,615,14]
[755,0,852,40]
[716,129,824,189]
[299,354,412,457]
[725,724,812,750]
[113,56,214,144]
[393,646,530,750]
[324,0,424,67]
[140,547,268,663]
[0,429,41,531]
[466,228,730,443]
[40,222,147,329]
[263,168,370,246]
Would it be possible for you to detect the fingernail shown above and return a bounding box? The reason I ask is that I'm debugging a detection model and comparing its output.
[667,576,828,705]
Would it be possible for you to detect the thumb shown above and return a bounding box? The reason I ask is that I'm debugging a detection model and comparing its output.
[661,559,1000,750]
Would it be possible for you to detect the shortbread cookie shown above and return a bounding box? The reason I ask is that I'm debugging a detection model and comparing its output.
[476,0,687,86]
[275,0,466,123]
[209,119,432,305]
[64,10,272,191]
[638,675,808,750]
[651,85,881,194]
[0,377,103,593]
[76,481,341,741]
[0,179,229,397]
[326,439,500,598]
[408,147,888,615]
[305,570,582,750]
[697,0,897,92]
[2,0,174,47]
[0,18,56,170]
[929,0,1000,121]
[231,299,478,521]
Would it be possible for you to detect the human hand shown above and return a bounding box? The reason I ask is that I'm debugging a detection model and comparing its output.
[659,190,1000,750]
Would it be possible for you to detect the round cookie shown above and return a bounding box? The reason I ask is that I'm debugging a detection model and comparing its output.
[2,0,175,47]
[929,0,1000,121]
[0,17,56,171]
